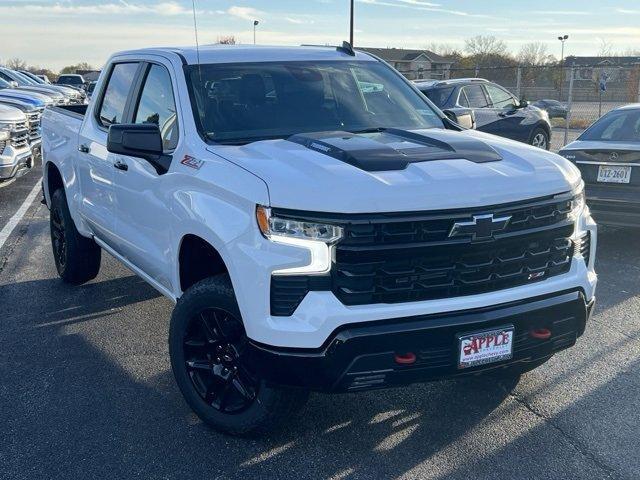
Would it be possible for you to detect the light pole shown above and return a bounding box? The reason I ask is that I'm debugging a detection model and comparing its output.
[253,20,259,45]
[349,0,354,46]
[558,34,569,98]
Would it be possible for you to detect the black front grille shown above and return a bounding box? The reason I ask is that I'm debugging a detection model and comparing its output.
[334,227,574,305]
[270,193,577,315]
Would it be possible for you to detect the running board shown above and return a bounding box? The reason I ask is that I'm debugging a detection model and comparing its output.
[93,236,178,304]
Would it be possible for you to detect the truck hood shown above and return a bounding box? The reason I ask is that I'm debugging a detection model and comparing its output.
[208,128,581,213]
[0,103,27,122]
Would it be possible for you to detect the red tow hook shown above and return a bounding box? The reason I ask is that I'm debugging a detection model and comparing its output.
[530,328,552,340]
[394,352,417,365]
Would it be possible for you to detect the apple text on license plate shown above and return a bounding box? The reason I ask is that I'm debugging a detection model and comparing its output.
[597,165,631,184]
[458,326,514,369]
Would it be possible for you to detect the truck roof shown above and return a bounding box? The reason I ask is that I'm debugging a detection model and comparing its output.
[114,44,377,65]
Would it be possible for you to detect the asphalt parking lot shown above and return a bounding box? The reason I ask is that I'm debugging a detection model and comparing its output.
[1,166,639,480]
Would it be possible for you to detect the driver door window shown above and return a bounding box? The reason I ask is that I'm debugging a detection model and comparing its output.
[133,64,179,151]
[484,84,517,109]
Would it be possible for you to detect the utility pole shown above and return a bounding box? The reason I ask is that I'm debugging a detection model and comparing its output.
[558,34,569,99]
[350,0,354,46]
[253,20,259,45]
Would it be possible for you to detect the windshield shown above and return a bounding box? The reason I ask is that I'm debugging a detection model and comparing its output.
[186,61,444,144]
[579,109,640,142]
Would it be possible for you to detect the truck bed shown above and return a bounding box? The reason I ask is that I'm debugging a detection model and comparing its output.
[50,104,87,119]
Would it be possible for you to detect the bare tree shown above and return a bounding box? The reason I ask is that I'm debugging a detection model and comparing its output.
[464,35,508,57]
[517,42,556,66]
[216,35,237,45]
[6,58,28,70]
[597,38,614,57]
[424,42,460,57]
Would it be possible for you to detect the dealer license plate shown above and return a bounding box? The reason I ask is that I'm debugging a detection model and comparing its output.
[597,165,631,184]
[458,326,514,369]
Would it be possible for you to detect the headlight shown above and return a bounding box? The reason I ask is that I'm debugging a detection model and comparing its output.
[569,183,586,219]
[256,206,343,275]
[0,124,11,141]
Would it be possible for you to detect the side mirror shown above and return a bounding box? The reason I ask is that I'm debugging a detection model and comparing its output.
[518,99,529,108]
[107,123,170,173]
[9,81,18,88]
[443,108,476,130]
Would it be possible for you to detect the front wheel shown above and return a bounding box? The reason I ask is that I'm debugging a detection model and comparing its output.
[169,276,309,436]
[529,127,550,150]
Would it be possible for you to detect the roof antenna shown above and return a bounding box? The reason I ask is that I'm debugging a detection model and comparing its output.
[337,41,355,56]
[191,0,203,85]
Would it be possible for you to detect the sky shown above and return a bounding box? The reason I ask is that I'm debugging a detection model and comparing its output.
[1,0,640,70]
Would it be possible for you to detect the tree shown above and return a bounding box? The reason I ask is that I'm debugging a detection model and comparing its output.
[216,35,236,45]
[60,62,94,74]
[517,42,556,66]
[6,58,27,70]
[597,39,614,57]
[464,35,508,58]
[424,42,461,58]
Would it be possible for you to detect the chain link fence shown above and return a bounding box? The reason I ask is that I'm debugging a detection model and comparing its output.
[408,63,640,152]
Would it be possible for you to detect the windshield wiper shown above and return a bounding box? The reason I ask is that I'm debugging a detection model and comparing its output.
[206,133,288,145]
[345,127,388,134]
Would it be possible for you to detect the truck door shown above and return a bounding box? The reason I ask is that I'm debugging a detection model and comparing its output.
[78,61,140,246]
[111,62,179,291]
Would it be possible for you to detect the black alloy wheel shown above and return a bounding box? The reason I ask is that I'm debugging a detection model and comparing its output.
[50,203,67,269]
[183,308,258,413]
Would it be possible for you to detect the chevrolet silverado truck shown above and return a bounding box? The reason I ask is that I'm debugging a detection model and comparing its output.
[41,45,597,435]
[0,103,32,181]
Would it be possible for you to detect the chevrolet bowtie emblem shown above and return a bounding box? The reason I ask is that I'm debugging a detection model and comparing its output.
[449,214,512,241]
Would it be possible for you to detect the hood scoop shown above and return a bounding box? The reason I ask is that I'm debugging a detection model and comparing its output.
[287,128,502,172]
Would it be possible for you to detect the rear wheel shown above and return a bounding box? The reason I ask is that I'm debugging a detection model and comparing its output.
[529,127,550,150]
[169,276,309,436]
[50,188,101,284]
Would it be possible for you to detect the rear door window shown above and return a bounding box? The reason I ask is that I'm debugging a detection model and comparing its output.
[462,85,490,109]
[133,64,179,151]
[98,62,139,127]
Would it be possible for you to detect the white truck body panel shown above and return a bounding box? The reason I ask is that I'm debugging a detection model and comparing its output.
[42,45,597,349]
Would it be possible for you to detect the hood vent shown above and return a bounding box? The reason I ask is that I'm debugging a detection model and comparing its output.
[287,128,502,172]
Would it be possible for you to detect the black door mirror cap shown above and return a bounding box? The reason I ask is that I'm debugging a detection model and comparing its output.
[107,123,170,174]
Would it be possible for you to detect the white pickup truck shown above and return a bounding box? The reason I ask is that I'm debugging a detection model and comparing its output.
[42,44,597,435]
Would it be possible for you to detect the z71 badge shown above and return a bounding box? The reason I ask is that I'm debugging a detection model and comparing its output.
[180,155,204,170]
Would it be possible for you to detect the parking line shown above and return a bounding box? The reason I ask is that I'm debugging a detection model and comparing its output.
[0,179,43,251]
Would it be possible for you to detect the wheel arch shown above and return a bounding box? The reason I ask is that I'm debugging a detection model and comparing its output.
[177,233,231,294]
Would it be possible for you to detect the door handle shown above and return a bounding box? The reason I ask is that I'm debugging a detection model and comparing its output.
[113,160,128,171]
[78,144,90,153]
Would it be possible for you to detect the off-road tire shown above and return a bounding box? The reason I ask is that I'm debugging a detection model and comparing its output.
[169,275,309,436]
[50,188,101,284]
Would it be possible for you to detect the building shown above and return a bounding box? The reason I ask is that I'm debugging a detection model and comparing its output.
[357,47,454,80]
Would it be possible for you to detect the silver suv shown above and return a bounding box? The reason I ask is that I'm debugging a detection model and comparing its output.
[0,103,33,181]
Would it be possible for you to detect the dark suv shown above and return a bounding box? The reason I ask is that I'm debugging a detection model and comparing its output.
[416,78,552,150]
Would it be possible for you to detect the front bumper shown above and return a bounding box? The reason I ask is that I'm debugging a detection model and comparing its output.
[245,290,594,392]
[586,187,640,227]
[0,149,33,180]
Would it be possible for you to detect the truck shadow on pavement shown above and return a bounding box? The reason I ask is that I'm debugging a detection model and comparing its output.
[2,223,638,479]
